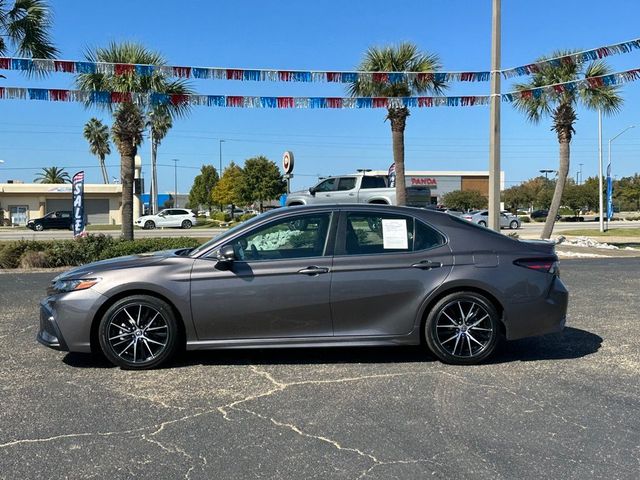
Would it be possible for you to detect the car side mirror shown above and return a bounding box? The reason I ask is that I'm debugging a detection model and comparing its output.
[308,187,316,196]
[217,244,236,262]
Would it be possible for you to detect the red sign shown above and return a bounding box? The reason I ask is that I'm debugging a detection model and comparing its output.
[409,177,437,186]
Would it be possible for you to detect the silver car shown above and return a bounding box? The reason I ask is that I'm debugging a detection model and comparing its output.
[38,205,567,369]
[462,210,521,229]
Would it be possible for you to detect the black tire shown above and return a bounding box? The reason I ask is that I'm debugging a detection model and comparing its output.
[181,220,192,229]
[98,295,179,369]
[478,220,487,227]
[34,223,44,231]
[144,220,156,230]
[425,292,500,365]
[509,220,519,229]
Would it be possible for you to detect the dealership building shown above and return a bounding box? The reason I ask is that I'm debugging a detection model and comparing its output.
[0,182,128,226]
[370,170,505,205]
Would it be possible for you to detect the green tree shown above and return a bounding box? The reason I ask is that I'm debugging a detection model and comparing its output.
[211,162,244,210]
[146,108,172,214]
[189,165,219,214]
[502,184,533,213]
[75,42,192,240]
[34,166,70,183]
[0,1,58,59]
[83,118,111,183]
[615,174,640,211]
[348,43,446,206]
[240,156,286,212]
[442,190,487,211]
[513,52,622,239]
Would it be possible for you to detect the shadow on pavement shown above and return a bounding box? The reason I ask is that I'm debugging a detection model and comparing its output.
[62,327,601,369]
[490,327,602,364]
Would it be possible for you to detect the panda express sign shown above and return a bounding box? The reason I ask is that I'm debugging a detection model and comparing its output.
[407,176,438,188]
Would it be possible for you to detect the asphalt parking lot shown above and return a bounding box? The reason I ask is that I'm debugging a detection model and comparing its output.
[1,259,639,479]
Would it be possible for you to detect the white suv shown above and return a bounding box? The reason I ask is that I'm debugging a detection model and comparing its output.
[135,209,197,230]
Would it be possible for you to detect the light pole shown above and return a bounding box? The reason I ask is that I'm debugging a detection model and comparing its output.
[488,0,501,232]
[219,139,226,175]
[577,163,583,185]
[171,159,179,208]
[539,169,554,180]
[607,125,636,225]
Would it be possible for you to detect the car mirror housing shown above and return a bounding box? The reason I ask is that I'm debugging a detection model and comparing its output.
[308,187,316,196]
[217,244,236,263]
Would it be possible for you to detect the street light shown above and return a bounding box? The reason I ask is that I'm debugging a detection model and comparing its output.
[170,159,179,208]
[606,125,636,225]
[539,169,554,180]
[219,139,226,175]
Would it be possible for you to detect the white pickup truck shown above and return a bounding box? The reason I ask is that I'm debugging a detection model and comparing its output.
[285,173,431,207]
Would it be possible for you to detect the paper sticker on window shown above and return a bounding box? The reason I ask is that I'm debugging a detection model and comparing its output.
[382,219,408,249]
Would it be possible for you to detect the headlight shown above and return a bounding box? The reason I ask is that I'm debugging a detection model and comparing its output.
[50,278,100,294]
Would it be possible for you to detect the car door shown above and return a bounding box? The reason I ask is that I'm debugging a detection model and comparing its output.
[311,178,338,204]
[190,211,336,339]
[330,209,453,336]
[155,210,172,227]
[333,177,358,203]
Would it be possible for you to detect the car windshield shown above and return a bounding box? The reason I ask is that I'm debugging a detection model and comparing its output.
[189,211,269,257]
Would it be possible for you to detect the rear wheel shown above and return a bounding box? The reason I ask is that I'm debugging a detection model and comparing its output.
[98,295,178,369]
[181,220,192,229]
[509,220,519,229]
[478,220,487,227]
[144,220,156,230]
[425,292,500,365]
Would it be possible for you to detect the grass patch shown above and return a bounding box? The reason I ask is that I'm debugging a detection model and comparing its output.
[86,224,122,231]
[561,228,640,237]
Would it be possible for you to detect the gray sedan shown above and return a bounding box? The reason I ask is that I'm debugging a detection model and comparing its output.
[462,210,521,229]
[38,205,567,369]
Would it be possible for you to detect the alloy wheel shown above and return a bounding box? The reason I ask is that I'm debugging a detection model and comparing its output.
[434,299,495,359]
[106,304,169,365]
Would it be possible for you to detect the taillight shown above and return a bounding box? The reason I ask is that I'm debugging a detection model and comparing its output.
[514,258,559,275]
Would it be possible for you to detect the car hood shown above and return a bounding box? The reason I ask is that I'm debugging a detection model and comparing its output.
[54,249,191,280]
[288,189,312,197]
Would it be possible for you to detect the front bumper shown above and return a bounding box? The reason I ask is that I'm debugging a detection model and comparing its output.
[36,289,109,354]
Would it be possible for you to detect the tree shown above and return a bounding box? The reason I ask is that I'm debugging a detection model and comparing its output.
[83,118,111,183]
[211,162,244,211]
[34,166,70,183]
[189,165,219,214]
[76,42,192,240]
[615,174,640,211]
[240,156,286,212]
[501,184,533,213]
[513,52,622,239]
[441,190,487,211]
[0,1,58,60]
[348,43,446,206]
[146,108,172,214]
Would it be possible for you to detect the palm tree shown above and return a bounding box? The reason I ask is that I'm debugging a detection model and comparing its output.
[514,52,622,239]
[349,43,446,205]
[0,0,58,60]
[146,108,172,214]
[75,42,192,240]
[34,166,70,183]
[83,118,111,184]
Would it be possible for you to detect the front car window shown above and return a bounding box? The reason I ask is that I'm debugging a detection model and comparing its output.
[229,213,332,261]
[314,178,336,192]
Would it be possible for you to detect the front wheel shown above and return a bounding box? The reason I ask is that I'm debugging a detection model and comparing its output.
[98,295,179,369]
[144,220,156,230]
[181,220,192,229]
[425,292,500,365]
[509,220,519,229]
[34,224,44,231]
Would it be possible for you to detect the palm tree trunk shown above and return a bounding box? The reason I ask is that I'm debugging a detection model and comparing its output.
[120,142,136,240]
[100,156,109,184]
[541,139,570,239]
[388,107,409,206]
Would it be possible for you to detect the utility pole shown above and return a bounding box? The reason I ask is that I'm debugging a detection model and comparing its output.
[488,0,501,231]
[171,159,179,208]
[598,109,604,232]
[219,139,226,176]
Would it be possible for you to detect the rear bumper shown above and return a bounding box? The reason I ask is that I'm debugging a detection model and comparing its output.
[504,276,569,341]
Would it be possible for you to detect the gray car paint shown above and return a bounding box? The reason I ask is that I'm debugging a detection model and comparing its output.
[38,204,568,355]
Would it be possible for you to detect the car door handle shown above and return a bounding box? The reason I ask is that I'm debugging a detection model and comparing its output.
[411,260,442,270]
[298,266,330,275]
[348,193,355,196]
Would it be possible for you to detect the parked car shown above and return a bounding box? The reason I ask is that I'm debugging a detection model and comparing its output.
[135,208,197,229]
[26,211,73,231]
[38,204,567,369]
[285,173,430,207]
[462,210,521,229]
[531,210,561,221]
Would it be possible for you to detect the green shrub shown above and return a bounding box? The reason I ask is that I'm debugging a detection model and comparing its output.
[212,211,231,222]
[20,251,50,269]
[625,215,640,221]
[517,216,531,223]
[0,240,48,269]
[239,213,257,222]
[98,237,200,260]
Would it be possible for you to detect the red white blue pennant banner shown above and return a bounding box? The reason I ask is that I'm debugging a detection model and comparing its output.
[1,37,638,83]
[0,68,637,108]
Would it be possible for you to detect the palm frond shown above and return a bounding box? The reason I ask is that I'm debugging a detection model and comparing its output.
[580,60,623,115]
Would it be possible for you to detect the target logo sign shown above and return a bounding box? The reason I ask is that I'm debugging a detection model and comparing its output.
[282,151,294,174]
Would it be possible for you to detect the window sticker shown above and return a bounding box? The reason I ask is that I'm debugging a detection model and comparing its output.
[381,219,408,249]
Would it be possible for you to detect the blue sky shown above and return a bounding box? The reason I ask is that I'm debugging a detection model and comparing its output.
[1,0,639,194]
